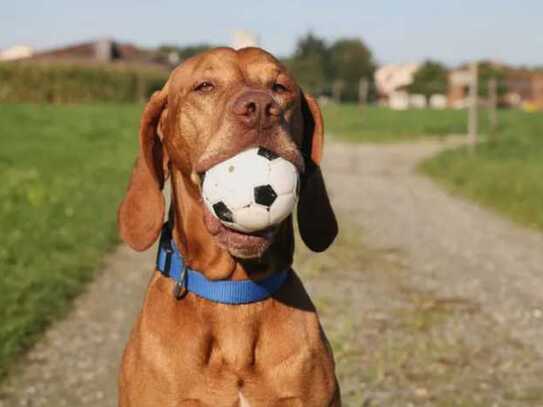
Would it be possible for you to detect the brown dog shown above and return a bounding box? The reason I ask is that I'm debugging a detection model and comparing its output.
[117,47,340,406]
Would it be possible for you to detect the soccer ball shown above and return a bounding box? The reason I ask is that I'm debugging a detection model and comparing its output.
[202,147,299,233]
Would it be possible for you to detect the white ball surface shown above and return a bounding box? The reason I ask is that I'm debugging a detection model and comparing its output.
[202,147,299,233]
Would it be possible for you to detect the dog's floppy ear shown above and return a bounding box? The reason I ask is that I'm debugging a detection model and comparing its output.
[118,86,169,251]
[297,92,338,252]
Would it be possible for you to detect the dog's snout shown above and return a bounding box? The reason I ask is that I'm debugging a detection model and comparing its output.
[232,91,282,129]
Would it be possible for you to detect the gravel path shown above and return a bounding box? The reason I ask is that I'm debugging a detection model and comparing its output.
[324,140,543,355]
[2,139,543,406]
[0,246,151,407]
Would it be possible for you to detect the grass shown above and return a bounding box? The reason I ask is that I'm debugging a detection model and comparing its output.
[0,103,141,378]
[322,103,477,142]
[421,109,543,231]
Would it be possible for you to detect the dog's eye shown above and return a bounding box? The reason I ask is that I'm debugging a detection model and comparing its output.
[272,83,288,93]
[194,81,215,93]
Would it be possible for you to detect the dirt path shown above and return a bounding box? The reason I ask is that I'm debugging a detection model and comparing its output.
[2,139,543,406]
[325,140,543,355]
[321,140,543,405]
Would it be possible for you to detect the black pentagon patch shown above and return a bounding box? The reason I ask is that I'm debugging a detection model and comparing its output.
[257,147,278,161]
[254,185,277,207]
[213,201,233,222]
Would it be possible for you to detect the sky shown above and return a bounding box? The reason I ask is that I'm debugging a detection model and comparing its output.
[2,0,542,67]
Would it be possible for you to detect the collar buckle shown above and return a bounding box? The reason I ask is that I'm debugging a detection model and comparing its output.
[173,264,188,300]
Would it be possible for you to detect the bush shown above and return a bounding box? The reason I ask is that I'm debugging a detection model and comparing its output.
[0,62,168,104]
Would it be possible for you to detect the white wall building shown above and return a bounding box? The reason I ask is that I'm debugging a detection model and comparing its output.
[231,31,259,50]
[0,45,33,61]
[375,63,420,97]
[375,63,449,110]
[375,63,421,110]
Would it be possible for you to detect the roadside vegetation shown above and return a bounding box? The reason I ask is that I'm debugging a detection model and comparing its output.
[322,104,478,142]
[323,103,543,233]
[421,109,543,231]
[0,62,166,104]
[0,103,140,377]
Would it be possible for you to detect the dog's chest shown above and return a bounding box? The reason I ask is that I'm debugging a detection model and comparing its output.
[122,282,337,405]
[206,321,259,371]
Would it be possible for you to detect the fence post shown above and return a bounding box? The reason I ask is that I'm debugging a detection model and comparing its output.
[468,61,479,152]
[488,78,498,139]
[358,78,369,108]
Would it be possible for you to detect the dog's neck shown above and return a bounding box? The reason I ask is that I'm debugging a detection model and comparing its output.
[168,170,293,281]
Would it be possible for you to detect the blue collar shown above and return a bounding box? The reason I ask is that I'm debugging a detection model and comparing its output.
[155,227,289,305]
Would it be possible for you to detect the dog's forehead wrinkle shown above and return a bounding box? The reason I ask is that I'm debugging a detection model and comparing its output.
[197,49,237,68]
[244,63,283,86]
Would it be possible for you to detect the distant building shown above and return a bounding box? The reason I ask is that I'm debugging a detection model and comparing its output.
[28,39,117,62]
[375,63,443,110]
[429,94,448,109]
[0,45,33,61]
[448,64,543,111]
[448,68,472,109]
[375,63,420,97]
[3,39,169,69]
[231,30,259,50]
[504,70,543,111]
[409,94,427,109]
[388,92,410,110]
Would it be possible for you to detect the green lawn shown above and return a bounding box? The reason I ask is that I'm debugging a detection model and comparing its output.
[322,103,478,142]
[0,103,140,377]
[421,109,543,231]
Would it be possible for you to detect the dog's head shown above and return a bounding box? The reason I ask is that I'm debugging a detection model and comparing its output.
[118,47,337,263]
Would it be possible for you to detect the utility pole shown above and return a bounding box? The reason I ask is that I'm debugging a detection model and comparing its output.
[358,78,369,108]
[468,61,479,152]
[488,78,498,139]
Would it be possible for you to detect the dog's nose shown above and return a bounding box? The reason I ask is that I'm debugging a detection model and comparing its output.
[231,91,282,129]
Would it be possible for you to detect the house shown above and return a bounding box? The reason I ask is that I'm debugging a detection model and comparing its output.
[0,45,33,61]
[447,67,472,108]
[504,69,543,111]
[448,63,543,111]
[232,30,259,50]
[375,63,420,109]
[375,63,447,110]
[2,39,170,69]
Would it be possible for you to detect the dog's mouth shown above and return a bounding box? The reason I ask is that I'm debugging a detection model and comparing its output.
[194,144,301,259]
[202,204,276,258]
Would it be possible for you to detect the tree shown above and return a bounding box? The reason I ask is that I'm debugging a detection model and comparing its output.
[478,62,507,97]
[293,32,328,60]
[286,55,328,95]
[329,38,375,101]
[408,60,448,100]
[285,33,330,95]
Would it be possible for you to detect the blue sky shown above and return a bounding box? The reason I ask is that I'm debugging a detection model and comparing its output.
[2,0,542,66]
